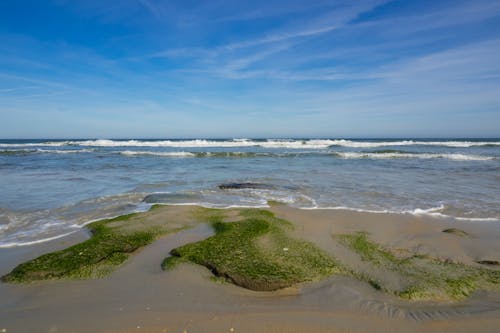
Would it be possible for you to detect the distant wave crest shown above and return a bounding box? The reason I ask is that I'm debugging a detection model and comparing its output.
[2,139,500,149]
[120,150,195,157]
[337,152,494,161]
[1,147,495,161]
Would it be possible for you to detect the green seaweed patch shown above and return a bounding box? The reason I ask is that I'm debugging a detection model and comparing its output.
[338,232,500,301]
[161,255,187,270]
[1,206,188,283]
[165,209,338,291]
[193,207,227,224]
[2,225,157,283]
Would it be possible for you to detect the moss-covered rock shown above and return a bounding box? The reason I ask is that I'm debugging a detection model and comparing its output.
[163,209,338,291]
[338,232,500,301]
[1,206,193,283]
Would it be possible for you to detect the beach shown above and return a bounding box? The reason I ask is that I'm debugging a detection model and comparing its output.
[3,0,500,329]
[2,0,500,329]
[1,204,499,333]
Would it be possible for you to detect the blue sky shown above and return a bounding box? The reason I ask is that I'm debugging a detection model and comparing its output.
[1,0,500,138]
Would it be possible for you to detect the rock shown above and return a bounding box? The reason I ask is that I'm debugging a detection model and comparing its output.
[218,182,276,190]
[476,260,500,266]
[442,228,469,237]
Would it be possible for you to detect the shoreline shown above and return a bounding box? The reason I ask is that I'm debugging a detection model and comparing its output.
[3,202,498,250]
[1,204,499,332]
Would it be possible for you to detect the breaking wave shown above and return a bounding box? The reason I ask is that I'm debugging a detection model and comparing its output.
[336,152,494,161]
[1,139,500,149]
[1,147,495,161]
[120,151,196,157]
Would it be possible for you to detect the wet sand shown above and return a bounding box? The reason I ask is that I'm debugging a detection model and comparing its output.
[0,205,499,333]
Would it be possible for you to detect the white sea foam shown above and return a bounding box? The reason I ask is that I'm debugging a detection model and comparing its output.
[1,139,499,148]
[404,204,446,216]
[303,204,499,222]
[327,139,500,148]
[258,139,334,149]
[163,202,269,209]
[36,148,95,154]
[403,205,500,221]
[73,139,331,149]
[0,142,68,147]
[336,152,494,161]
[1,147,495,160]
[0,230,82,248]
[70,139,259,148]
[120,150,195,157]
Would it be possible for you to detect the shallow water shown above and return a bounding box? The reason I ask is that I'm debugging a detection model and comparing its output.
[1,138,499,247]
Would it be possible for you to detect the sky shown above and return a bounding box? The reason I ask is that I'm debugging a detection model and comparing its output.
[0,0,500,138]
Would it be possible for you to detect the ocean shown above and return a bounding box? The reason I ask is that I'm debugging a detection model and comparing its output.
[1,138,499,248]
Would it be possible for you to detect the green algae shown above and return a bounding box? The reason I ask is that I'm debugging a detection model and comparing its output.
[3,205,499,302]
[338,232,500,301]
[1,206,191,283]
[164,209,338,291]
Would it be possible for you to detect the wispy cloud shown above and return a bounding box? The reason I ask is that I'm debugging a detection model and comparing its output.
[135,0,163,18]
[139,0,391,81]
[0,86,39,94]
[353,0,500,36]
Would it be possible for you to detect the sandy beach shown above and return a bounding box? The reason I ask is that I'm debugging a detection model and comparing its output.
[3,0,500,331]
[1,205,499,333]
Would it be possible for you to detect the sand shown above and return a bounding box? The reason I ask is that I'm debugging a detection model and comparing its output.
[0,205,499,333]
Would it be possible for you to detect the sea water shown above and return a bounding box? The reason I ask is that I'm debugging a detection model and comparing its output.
[1,138,499,247]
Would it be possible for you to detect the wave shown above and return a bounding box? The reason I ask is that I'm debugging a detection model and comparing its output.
[120,150,196,157]
[72,139,258,148]
[71,139,500,148]
[2,139,499,149]
[0,148,95,155]
[0,230,81,248]
[0,142,70,147]
[119,150,494,161]
[0,149,37,155]
[303,205,499,222]
[36,149,95,154]
[120,151,283,158]
[70,139,335,149]
[2,147,495,161]
[337,152,494,161]
[327,140,500,148]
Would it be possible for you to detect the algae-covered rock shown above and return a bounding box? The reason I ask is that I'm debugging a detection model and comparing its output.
[1,206,195,283]
[164,209,338,291]
[338,232,500,301]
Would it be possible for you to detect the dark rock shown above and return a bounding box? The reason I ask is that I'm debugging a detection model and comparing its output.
[476,260,500,266]
[218,182,276,190]
[442,228,469,237]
